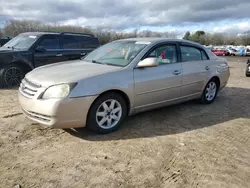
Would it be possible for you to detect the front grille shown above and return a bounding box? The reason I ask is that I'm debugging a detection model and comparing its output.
[19,78,42,98]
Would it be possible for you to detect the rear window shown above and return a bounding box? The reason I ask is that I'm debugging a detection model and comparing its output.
[77,36,100,48]
[181,46,209,62]
[62,36,79,49]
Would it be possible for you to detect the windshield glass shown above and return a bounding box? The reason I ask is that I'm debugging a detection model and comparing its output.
[3,34,38,50]
[83,41,149,67]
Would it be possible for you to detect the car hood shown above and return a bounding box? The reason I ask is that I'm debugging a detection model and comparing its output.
[0,47,29,57]
[25,60,123,87]
[0,47,15,54]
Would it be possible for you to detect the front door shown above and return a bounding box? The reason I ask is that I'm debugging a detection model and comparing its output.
[133,44,182,110]
[34,35,63,67]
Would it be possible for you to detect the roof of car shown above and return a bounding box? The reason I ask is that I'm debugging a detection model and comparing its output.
[118,37,203,46]
[20,32,95,37]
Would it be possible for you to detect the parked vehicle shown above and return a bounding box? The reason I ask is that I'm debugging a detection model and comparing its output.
[227,48,238,56]
[0,36,12,46]
[246,48,250,56]
[246,59,250,77]
[0,32,100,88]
[238,48,250,56]
[18,38,230,134]
[211,49,229,56]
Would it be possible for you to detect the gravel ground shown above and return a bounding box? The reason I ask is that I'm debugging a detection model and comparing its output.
[0,56,249,188]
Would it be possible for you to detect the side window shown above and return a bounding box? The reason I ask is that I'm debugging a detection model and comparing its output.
[39,36,60,49]
[146,44,177,64]
[180,46,202,62]
[78,37,99,48]
[62,36,79,49]
[201,50,209,60]
[180,46,209,62]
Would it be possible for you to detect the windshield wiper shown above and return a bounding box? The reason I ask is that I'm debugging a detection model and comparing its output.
[6,46,16,50]
[104,63,123,67]
[92,60,123,67]
[92,60,106,65]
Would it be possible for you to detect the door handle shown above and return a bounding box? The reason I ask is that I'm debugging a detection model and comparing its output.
[80,52,86,56]
[173,70,181,75]
[56,54,63,57]
[205,66,210,70]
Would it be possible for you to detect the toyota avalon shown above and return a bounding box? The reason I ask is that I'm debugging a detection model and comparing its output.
[18,38,230,134]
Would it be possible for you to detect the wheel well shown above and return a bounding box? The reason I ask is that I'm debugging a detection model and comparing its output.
[98,90,131,115]
[11,62,33,75]
[211,76,220,88]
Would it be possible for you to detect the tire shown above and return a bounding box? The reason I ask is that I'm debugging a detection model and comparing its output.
[0,64,25,88]
[246,67,250,77]
[200,79,219,104]
[86,92,127,134]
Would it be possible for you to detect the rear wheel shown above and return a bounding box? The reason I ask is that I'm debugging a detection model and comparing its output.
[0,64,25,88]
[86,92,127,134]
[200,79,218,104]
[246,65,250,77]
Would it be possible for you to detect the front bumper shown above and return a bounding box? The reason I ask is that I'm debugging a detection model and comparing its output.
[18,93,97,128]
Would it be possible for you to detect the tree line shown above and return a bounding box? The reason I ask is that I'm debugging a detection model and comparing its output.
[0,20,177,44]
[183,31,250,46]
[0,20,250,45]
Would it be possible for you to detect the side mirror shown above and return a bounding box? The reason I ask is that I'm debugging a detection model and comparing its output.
[35,46,46,52]
[137,57,158,68]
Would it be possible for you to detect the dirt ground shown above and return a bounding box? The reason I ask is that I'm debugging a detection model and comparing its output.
[0,57,250,188]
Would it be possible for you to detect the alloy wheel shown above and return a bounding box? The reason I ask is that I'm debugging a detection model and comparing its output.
[4,67,23,87]
[205,81,217,101]
[96,99,122,129]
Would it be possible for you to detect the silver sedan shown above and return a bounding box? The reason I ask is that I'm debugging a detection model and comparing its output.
[18,38,230,133]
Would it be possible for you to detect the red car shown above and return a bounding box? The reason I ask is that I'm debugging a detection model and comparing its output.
[211,49,229,56]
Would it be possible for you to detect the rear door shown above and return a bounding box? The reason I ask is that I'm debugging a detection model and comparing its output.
[77,36,100,57]
[60,35,82,61]
[60,35,100,61]
[180,44,210,97]
[33,35,63,67]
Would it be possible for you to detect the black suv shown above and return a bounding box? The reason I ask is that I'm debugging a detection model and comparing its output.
[0,32,100,87]
[0,36,12,46]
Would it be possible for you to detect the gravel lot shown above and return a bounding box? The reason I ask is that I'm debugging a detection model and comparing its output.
[0,57,249,188]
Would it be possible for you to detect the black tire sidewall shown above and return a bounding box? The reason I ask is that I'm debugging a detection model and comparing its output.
[1,64,24,88]
[86,92,127,134]
[201,79,218,104]
[246,65,250,77]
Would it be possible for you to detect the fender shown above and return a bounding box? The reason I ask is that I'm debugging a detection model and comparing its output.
[12,51,34,70]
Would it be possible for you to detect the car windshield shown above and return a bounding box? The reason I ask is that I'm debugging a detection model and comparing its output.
[83,40,149,67]
[3,34,38,50]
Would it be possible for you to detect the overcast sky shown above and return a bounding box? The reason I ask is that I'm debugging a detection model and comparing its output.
[1,0,250,35]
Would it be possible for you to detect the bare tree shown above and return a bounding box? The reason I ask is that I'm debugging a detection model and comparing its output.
[0,19,186,45]
[239,33,250,46]
[3,20,42,36]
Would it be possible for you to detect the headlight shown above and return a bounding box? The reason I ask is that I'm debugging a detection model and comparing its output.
[42,83,76,99]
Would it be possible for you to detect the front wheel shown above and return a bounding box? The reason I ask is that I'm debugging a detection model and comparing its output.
[200,79,218,104]
[0,64,25,88]
[86,92,127,134]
